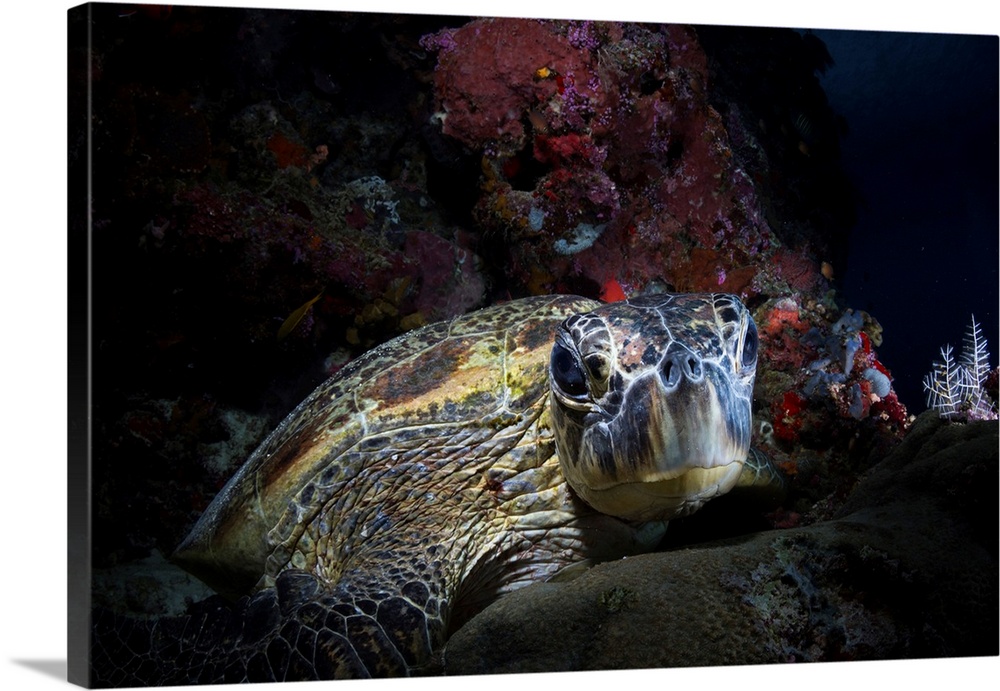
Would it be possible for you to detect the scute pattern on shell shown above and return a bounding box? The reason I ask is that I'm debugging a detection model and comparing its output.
[96,292,772,685]
[174,294,601,598]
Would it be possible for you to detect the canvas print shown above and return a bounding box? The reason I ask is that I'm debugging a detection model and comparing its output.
[67,3,999,687]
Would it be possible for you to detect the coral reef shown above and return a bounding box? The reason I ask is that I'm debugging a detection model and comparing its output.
[923,315,999,421]
[83,7,491,566]
[754,295,909,451]
[421,19,845,303]
[745,294,913,527]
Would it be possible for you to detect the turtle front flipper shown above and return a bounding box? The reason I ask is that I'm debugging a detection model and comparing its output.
[91,566,447,686]
[247,567,447,679]
[732,446,787,504]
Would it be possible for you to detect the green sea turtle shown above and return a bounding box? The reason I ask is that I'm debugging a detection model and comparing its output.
[92,293,782,685]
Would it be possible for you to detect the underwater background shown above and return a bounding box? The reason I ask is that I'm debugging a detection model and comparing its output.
[51,1,1000,687]
[813,29,998,409]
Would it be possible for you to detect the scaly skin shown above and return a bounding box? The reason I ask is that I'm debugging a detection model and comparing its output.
[91,294,777,685]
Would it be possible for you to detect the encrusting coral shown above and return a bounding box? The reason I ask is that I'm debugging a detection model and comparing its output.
[923,315,998,421]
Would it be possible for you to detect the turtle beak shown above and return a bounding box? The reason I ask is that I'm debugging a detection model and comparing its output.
[599,364,749,479]
[563,361,753,522]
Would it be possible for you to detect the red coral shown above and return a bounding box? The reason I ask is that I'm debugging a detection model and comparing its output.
[858,330,872,355]
[856,331,892,378]
[773,390,806,443]
[266,132,311,169]
[871,391,908,431]
[757,299,814,373]
[600,279,627,302]
[848,330,893,383]
[670,247,758,295]
[760,301,809,339]
[533,133,597,167]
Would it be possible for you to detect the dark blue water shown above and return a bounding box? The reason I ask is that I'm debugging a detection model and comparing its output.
[812,29,999,412]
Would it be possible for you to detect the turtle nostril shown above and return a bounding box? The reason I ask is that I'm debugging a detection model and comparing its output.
[660,352,703,389]
[687,357,702,379]
[661,359,679,388]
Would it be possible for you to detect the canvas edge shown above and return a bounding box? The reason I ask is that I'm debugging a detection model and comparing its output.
[67,3,94,687]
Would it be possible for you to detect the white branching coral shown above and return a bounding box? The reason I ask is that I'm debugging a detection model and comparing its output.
[922,315,997,421]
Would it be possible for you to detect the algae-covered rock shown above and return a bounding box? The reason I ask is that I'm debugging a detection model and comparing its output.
[443,412,998,673]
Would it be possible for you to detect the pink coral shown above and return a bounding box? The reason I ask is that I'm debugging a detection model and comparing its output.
[425,18,596,153]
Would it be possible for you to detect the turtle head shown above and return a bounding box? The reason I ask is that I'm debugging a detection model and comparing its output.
[548,293,758,522]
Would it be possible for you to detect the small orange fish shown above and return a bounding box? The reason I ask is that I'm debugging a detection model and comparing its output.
[277,291,323,341]
[526,109,548,134]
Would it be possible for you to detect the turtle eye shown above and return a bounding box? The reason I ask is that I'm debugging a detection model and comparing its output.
[584,353,610,383]
[740,318,758,368]
[551,341,589,398]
